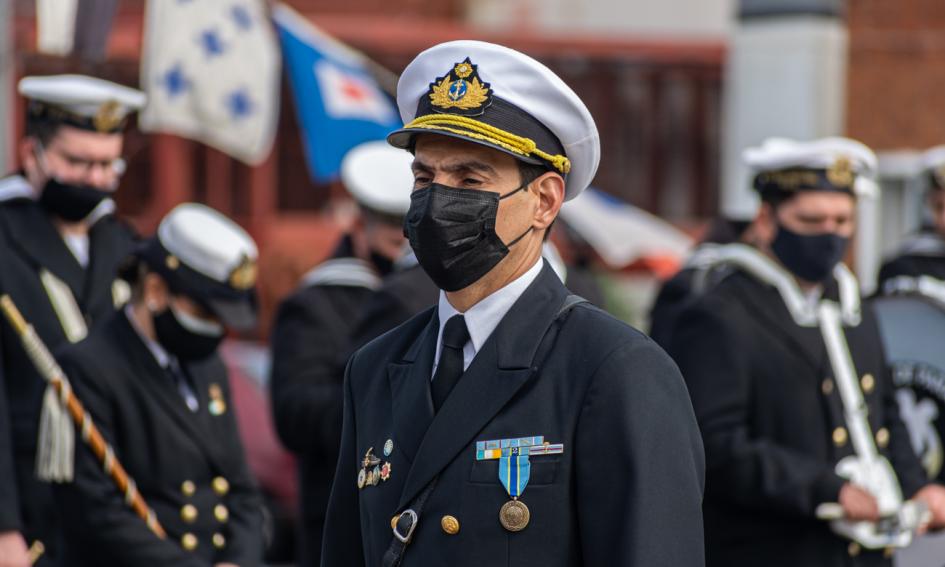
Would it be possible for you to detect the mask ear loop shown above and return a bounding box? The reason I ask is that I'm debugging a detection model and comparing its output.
[498,181,535,247]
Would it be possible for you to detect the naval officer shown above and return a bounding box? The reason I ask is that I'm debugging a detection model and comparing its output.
[269,140,413,567]
[0,74,144,567]
[321,40,705,567]
[668,137,945,566]
[53,203,264,566]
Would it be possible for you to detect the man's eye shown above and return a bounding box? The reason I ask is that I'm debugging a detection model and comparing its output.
[462,178,482,186]
[413,177,431,187]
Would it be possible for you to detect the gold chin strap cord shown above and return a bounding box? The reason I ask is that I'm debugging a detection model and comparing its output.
[405,114,572,175]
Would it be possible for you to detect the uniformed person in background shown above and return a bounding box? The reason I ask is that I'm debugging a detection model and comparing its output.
[53,203,264,566]
[878,146,945,293]
[321,40,705,567]
[0,75,144,567]
[269,140,413,567]
[873,146,945,485]
[668,137,945,567]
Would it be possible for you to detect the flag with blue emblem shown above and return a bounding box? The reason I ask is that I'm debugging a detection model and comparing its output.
[271,4,402,182]
[139,0,281,165]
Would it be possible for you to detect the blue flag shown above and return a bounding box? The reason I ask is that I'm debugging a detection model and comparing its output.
[272,4,402,181]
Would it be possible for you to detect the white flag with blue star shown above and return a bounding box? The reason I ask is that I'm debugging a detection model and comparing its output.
[139,0,280,165]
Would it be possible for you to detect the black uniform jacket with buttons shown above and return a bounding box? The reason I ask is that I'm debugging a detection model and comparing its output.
[668,269,927,567]
[0,191,134,548]
[321,263,706,567]
[53,310,263,567]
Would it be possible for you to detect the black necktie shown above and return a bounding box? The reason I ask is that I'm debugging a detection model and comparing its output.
[432,315,470,411]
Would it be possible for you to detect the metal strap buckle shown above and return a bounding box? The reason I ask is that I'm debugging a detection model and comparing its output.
[393,509,418,544]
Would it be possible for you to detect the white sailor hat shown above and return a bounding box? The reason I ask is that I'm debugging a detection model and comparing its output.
[18,74,146,134]
[388,40,599,201]
[920,145,945,191]
[341,141,413,216]
[138,203,259,330]
[743,137,879,200]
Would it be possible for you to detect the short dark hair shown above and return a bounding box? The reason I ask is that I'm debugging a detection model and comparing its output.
[25,119,61,146]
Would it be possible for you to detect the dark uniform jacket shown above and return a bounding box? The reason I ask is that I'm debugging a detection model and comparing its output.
[54,310,263,566]
[322,264,706,567]
[669,269,927,567]
[347,265,439,353]
[269,237,381,567]
[0,177,134,562]
[877,231,945,291]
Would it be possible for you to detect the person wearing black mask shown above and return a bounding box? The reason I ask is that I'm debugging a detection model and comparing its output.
[268,140,412,567]
[0,75,144,567]
[53,203,264,566]
[321,41,704,567]
[667,137,945,567]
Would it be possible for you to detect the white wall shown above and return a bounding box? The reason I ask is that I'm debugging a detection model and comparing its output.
[467,0,734,39]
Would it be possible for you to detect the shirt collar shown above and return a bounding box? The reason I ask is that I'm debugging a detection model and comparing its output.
[436,258,544,357]
[124,304,172,369]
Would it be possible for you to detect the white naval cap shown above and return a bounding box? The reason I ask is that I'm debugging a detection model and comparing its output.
[388,40,600,201]
[340,141,414,216]
[743,137,879,199]
[141,203,259,330]
[920,145,945,190]
[18,74,147,133]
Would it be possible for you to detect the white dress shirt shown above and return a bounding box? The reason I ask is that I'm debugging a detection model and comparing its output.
[432,258,544,377]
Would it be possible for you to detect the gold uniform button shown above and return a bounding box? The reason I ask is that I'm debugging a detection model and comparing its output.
[441,515,460,535]
[181,480,196,497]
[833,427,848,447]
[180,504,198,523]
[214,504,229,523]
[848,542,861,557]
[181,533,198,552]
[212,533,226,549]
[876,427,890,448]
[884,546,895,559]
[821,378,834,395]
[861,373,875,394]
[212,477,230,496]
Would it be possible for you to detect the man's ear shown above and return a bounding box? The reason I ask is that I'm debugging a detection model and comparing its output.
[142,272,170,312]
[753,202,778,247]
[19,137,42,187]
[531,172,565,232]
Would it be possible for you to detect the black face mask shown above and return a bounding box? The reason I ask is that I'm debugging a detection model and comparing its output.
[369,250,395,277]
[153,305,225,361]
[404,183,532,292]
[771,224,849,283]
[38,178,110,222]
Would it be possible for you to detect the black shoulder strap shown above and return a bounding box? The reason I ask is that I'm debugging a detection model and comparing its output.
[381,294,587,567]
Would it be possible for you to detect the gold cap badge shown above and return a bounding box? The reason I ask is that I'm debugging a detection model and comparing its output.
[428,58,493,115]
[228,256,257,290]
[826,156,855,188]
[93,100,123,133]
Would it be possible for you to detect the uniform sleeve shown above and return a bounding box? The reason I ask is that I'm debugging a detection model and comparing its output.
[53,353,206,567]
[268,294,344,458]
[215,370,264,566]
[575,338,705,567]
[0,326,22,532]
[320,357,365,567]
[670,302,846,518]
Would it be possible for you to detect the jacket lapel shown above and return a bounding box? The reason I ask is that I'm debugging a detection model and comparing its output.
[397,264,568,508]
[386,309,438,464]
[1,202,85,299]
[110,312,229,472]
[82,217,129,307]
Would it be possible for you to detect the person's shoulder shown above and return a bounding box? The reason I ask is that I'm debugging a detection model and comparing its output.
[349,307,435,377]
[56,321,122,384]
[561,302,657,361]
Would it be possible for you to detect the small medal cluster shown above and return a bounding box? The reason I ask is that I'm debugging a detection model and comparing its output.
[358,439,394,489]
[476,435,564,532]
